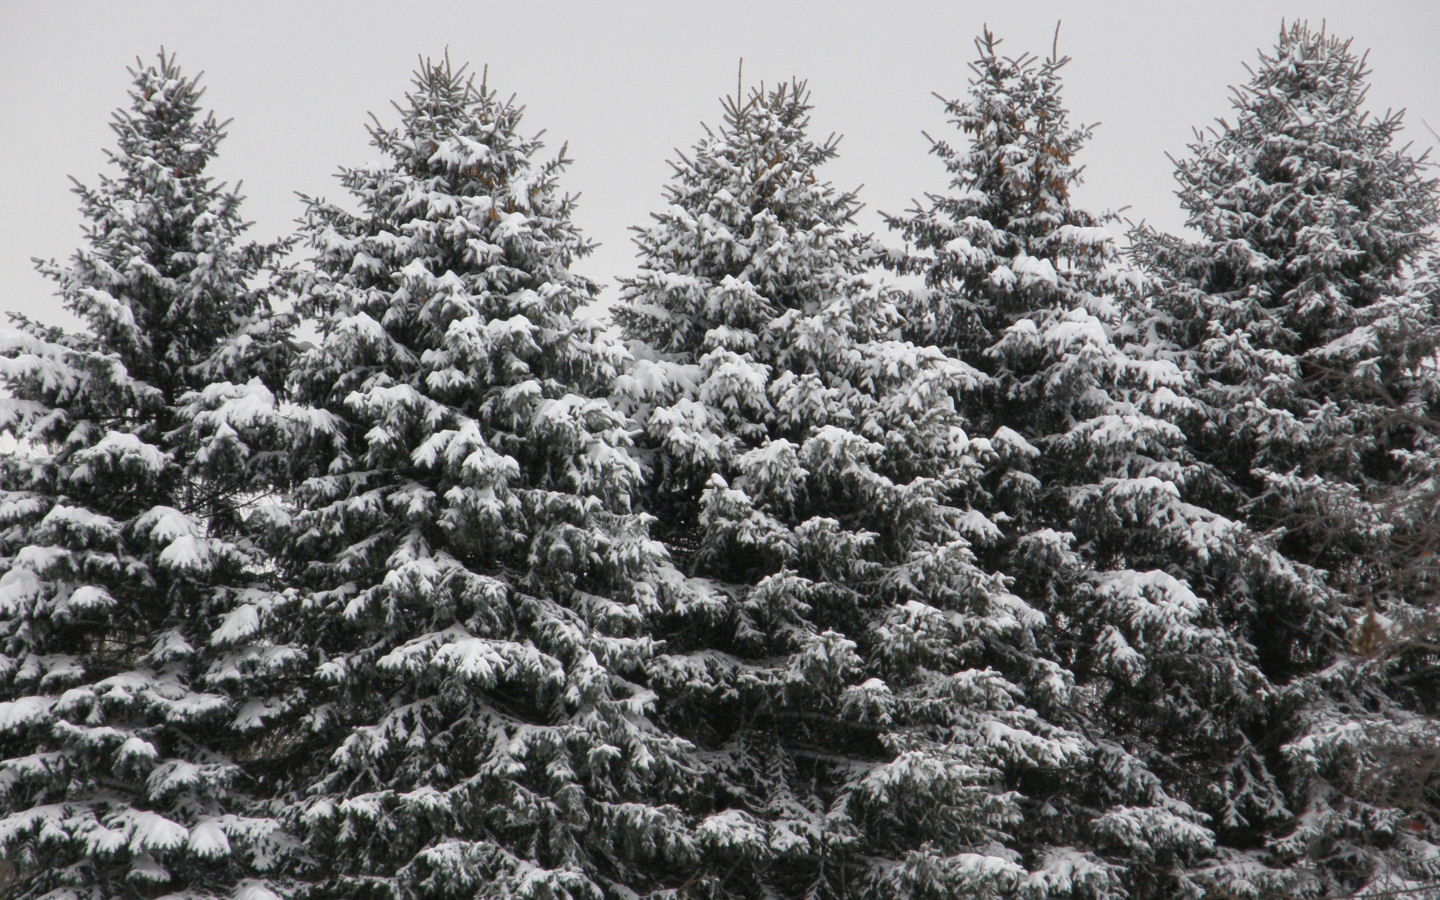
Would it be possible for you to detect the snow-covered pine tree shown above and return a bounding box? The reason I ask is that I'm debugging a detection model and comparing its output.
[1133,22,1440,896]
[885,31,1299,896]
[274,57,697,898]
[614,78,1085,898]
[0,52,296,898]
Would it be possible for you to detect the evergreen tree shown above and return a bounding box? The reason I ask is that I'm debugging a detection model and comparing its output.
[0,53,296,899]
[274,58,697,898]
[1134,22,1440,896]
[615,78,1085,899]
[885,31,1299,896]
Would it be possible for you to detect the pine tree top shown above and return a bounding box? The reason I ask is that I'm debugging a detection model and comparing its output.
[930,27,1095,231]
[32,51,281,398]
[886,28,1136,364]
[1153,21,1437,350]
[298,56,597,361]
[617,78,877,361]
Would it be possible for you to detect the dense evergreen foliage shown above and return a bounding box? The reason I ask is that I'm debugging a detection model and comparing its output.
[886,32,1287,897]
[269,58,698,899]
[614,79,1084,897]
[1,24,1437,900]
[1134,23,1440,896]
[0,54,296,899]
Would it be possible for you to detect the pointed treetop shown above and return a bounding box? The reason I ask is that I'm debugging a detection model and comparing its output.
[32,49,284,396]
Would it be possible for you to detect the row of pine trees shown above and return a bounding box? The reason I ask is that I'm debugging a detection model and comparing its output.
[2,21,1438,899]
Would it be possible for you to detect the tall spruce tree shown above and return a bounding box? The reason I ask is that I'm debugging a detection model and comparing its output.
[1133,23,1440,896]
[273,58,698,898]
[614,79,1087,899]
[0,53,296,899]
[884,31,1303,897]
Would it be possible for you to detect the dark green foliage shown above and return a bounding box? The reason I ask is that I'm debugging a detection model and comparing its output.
[1134,23,1440,896]
[615,78,1085,898]
[0,52,296,899]
[886,31,1286,896]
[273,58,698,899]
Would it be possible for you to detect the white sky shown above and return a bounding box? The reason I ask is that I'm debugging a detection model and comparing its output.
[3,2,1437,328]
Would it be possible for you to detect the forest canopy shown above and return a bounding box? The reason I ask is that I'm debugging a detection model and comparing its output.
[1,23,1438,900]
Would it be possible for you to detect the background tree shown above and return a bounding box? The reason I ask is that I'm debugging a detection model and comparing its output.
[1133,22,1440,896]
[615,78,1085,899]
[0,52,296,899]
[272,57,698,899]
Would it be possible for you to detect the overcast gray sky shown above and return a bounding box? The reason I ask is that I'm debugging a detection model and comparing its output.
[3,1,1437,328]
